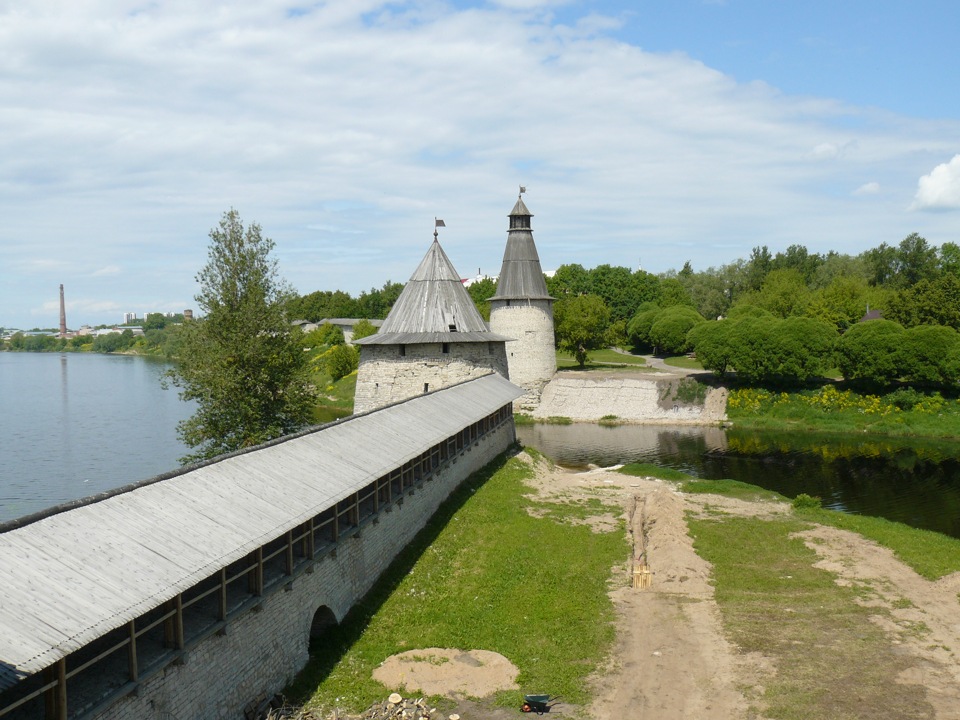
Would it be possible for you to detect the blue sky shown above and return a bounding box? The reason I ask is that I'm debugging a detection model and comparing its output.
[2,0,958,329]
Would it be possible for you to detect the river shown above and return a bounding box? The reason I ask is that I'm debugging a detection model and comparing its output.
[4,353,960,540]
[0,352,194,523]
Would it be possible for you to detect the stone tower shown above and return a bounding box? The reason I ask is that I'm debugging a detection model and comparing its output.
[488,192,556,411]
[353,229,511,414]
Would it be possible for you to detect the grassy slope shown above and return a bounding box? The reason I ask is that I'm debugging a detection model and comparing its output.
[291,452,627,715]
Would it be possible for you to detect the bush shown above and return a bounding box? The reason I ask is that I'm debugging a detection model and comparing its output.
[792,493,822,510]
[325,343,359,381]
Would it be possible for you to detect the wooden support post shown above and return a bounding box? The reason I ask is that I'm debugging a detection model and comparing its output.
[43,660,67,720]
[219,568,228,622]
[175,594,184,650]
[255,548,264,596]
[307,517,316,561]
[286,530,294,576]
[128,620,138,682]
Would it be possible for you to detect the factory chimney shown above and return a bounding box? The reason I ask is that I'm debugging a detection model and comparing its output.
[59,284,67,338]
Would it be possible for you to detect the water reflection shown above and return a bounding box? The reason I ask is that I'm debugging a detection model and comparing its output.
[517,423,960,539]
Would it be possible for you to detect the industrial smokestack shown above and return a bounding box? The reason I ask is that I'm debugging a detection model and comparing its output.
[59,284,67,338]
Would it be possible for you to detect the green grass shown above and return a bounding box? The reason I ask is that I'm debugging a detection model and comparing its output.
[618,464,784,502]
[690,516,933,719]
[795,507,960,581]
[662,355,704,370]
[618,462,694,481]
[290,452,628,715]
[310,370,356,423]
[728,386,960,440]
[556,348,652,370]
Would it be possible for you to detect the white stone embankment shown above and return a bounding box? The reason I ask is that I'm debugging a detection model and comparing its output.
[532,371,727,424]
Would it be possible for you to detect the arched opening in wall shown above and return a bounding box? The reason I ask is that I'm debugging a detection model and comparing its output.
[309,605,338,641]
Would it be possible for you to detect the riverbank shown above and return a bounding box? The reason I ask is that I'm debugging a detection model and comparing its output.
[282,450,960,719]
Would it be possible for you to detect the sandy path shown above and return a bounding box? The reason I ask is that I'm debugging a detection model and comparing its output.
[372,457,960,719]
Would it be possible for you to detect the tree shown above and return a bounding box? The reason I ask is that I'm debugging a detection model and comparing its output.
[325,343,359,381]
[834,319,904,388]
[648,306,705,355]
[898,325,960,386]
[166,209,316,463]
[351,319,378,342]
[466,277,498,321]
[554,294,611,367]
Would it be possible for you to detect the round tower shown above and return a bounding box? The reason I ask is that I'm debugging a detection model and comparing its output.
[488,192,556,411]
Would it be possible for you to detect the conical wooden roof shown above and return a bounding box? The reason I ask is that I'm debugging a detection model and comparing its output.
[490,196,553,301]
[356,239,510,345]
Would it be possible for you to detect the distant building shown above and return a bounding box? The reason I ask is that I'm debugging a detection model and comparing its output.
[123,312,138,324]
[353,232,512,414]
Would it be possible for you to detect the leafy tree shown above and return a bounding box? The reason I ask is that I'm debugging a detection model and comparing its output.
[687,321,733,376]
[745,245,773,291]
[351,319,378,342]
[166,209,316,463]
[546,263,590,298]
[302,323,344,349]
[898,325,960,386]
[767,317,837,382]
[893,233,938,288]
[747,268,811,318]
[466,277,498,321]
[807,274,886,332]
[143,313,168,331]
[554,294,611,367]
[326,343,359,381]
[861,242,898,287]
[771,244,824,285]
[659,278,694,308]
[886,274,960,330]
[626,302,661,351]
[834,319,905,388]
[589,264,636,321]
[939,242,960,277]
[648,305,704,355]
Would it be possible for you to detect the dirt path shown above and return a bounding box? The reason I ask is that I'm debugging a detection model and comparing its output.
[371,458,960,719]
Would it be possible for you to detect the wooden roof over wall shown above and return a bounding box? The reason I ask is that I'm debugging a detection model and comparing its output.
[0,373,522,684]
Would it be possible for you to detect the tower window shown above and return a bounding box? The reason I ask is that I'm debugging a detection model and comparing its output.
[399,345,406,356]
[423,383,429,393]
[442,343,450,354]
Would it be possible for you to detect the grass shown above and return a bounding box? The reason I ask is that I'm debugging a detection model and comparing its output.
[289,451,628,715]
[689,515,934,719]
[662,354,704,370]
[618,464,784,502]
[727,386,960,440]
[795,506,960,581]
[310,369,356,423]
[556,348,652,370]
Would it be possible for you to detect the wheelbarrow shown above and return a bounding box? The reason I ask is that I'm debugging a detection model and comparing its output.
[521,694,559,714]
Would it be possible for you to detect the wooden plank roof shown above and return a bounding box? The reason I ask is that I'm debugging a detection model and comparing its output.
[490,198,553,302]
[357,239,506,346]
[0,373,522,680]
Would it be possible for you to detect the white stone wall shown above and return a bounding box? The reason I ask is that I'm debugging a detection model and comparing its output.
[489,300,555,411]
[96,421,516,720]
[534,375,727,424]
[354,342,509,414]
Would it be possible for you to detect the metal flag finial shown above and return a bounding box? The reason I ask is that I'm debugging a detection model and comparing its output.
[434,217,445,241]
[519,185,526,196]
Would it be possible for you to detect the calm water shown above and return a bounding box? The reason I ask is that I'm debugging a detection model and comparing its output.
[0,352,194,523]
[517,423,960,539]
[5,353,960,540]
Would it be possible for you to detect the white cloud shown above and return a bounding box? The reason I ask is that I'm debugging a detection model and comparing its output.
[854,182,880,196]
[911,155,960,210]
[1,1,959,327]
[92,265,122,276]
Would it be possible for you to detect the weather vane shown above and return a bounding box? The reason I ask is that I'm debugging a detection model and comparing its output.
[519,184,526,197]
[434,217,445,241]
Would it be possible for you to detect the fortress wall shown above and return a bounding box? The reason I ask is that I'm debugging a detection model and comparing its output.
[96,420,516,720]
[533,375,727,424]
[354,343,509,414]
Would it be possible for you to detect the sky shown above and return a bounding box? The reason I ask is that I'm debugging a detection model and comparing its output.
[1,0,959,330]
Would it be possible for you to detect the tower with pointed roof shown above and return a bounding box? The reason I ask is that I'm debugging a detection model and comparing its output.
[353,229,512,414]
[488,192,556,410]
